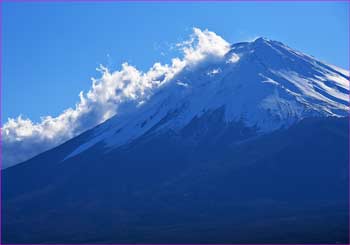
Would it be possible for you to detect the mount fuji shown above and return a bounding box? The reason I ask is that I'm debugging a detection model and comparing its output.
[64,37,349,159]
[2,37,349,243]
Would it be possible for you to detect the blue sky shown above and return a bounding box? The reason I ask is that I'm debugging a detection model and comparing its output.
[2,1,349,123]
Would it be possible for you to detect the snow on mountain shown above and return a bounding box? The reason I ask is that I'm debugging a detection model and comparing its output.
[66,37,349,160]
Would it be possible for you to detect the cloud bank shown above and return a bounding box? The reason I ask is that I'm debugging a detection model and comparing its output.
[2,28,230,168]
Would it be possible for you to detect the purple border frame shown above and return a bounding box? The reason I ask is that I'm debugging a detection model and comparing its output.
[0,0,349,2]
[0,0,349,244]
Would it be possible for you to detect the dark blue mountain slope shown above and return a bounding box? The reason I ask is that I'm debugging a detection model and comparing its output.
[2,114,348,243]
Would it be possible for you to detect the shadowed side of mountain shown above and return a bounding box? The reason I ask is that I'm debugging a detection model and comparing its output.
[2,114,348,243]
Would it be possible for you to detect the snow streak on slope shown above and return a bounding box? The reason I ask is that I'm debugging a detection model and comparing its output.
[66,37,349,160]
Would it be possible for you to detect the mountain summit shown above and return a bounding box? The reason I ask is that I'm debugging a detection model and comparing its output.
[3,32,349,168]
[2,37,349,244]
[65,37,349,159]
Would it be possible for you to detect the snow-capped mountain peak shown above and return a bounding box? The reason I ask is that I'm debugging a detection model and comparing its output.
[66,38,349,159]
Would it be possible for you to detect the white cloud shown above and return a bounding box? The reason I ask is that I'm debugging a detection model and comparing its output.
[2,28,231,168]
[177,27,230,65]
